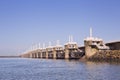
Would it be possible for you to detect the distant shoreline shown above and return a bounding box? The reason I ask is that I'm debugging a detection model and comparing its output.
[0,56,20,58]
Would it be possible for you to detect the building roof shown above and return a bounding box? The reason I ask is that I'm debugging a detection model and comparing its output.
[106,41,120,45]
[64,42,77,45]
[84,37,103,41]
[46,46,53,49]
[54,45,63,47]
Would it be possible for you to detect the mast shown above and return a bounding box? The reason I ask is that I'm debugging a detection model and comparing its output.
[57,40,60,46]
[39,43,41,49]
[49,41,51,46]
[90,27,92,38]
[69,35,71,42]
[43,43,45,49]
[71,35,73,42]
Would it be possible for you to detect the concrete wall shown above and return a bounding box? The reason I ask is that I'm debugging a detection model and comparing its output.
[84,40,98,58]
[106,42,120,50]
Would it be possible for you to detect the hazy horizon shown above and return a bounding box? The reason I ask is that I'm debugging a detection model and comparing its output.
[0,0,120,56]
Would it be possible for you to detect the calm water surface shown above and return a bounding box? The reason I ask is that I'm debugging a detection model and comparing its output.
[0,58,120,80]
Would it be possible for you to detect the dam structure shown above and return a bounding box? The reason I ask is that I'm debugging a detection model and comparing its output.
[21,28,119,59]
[21,35,83,59]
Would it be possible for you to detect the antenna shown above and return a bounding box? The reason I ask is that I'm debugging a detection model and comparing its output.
[90,27,92,38]
[39,43,41,49]
[36,44,38,49]
[49,41,51,46]
[34,44,37,50]
[31,46,33,50]
[33,45,35,50]
[69,35,70,42]
[57,40,60,45]
[71,35,73,42]
[30,46,32,51]
[43,43,45,49]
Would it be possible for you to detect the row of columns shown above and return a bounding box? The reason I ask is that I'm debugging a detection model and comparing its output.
[21,35,85,59]
[21,43,83,59]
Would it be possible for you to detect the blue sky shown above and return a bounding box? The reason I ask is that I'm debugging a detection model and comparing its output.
[0,0,120,56]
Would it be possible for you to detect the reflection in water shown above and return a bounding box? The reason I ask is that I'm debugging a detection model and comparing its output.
[85,61,120,80]
[64,59,81,68]
[0,58,120,80]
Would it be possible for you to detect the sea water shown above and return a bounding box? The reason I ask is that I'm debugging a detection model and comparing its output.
[0,58,120,80]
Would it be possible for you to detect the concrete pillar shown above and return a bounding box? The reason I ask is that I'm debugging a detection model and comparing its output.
[46,51,49,59]
[65,49,69,59]
[37,52,39,58]
[32,53,34,58]
[53,50,57,59]
[30,53,32,58]
[33,53,35,58]
[35,51,38,58]
[84,40,98,58]
[37,52,40,58]
[34,53,36,58]
[42,52,46,58]
[40,52,42,58]
[43,52,45,58]
[38,49,42,58]
[41,52,43,58]
[34,51,37,58]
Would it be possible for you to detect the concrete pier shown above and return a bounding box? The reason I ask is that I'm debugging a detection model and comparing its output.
[53,46,64,59]
[37,49,41,58]
[84,28,109,58]
[52,40,64,59]
[46,47,53,59]
[64,43,78,59]
[64,36,80,59]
